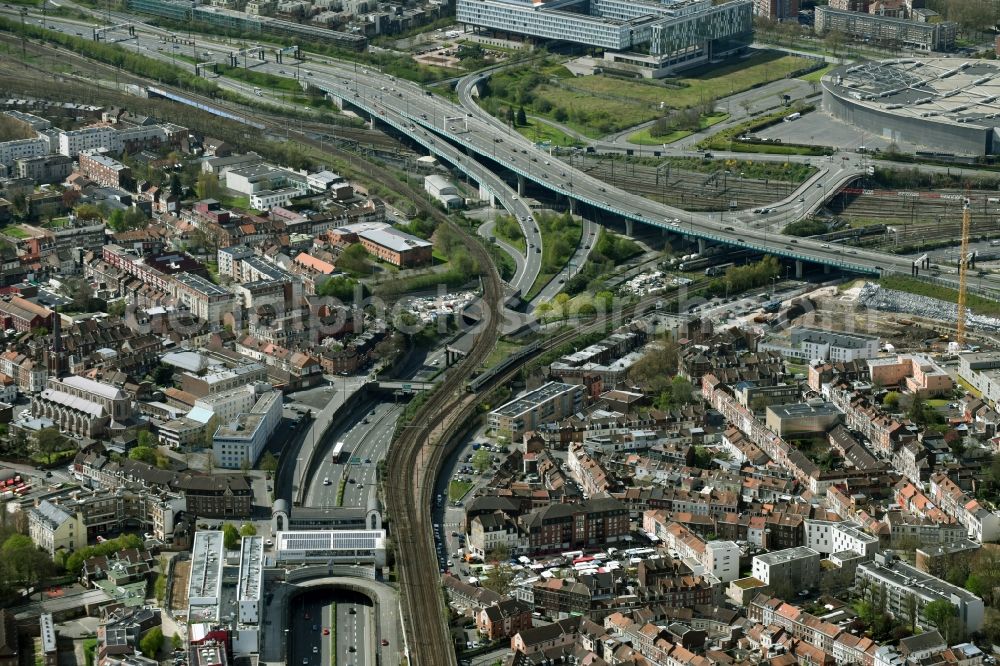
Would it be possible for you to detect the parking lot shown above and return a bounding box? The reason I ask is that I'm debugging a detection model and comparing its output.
[756,110,924,154]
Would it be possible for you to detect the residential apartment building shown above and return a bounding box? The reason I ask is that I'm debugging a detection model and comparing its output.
[520,497,629,553]
[643,512,740,582]
[929,472,1000,542]
[866,354,953,397]
[27,487,184,556]
[79,152,132,189]
[958,351,1000,408]
[58,127,117,157]
[180,363,268,398]
[15,155,73,184]
[172,272,235,324]
[803,519,879,559]
[761,327,880,362]
[0,137,48,166]
[856,551,984,633]
[489,382,585,438]
[28,499,87,557]
[816,5,956,51]
[178,474,253,518]
[753,0,798,20]
[468,511,522,558]
[751,546,821,592]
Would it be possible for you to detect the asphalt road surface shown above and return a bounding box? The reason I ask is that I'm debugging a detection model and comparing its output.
[304,401,403,509]
[288,589,373,666]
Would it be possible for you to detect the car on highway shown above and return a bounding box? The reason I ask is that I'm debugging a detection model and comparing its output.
[312,647,318,654]
[381,639,390,646]
[323,628,330,635]
[323,477,331,485]
[349,608,356,615]
[724,226,734,231]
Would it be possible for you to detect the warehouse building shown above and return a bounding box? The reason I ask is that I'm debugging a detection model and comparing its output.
[358,227,433,267]
[424,174,463,209]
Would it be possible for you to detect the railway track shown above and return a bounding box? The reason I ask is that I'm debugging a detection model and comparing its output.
[568,158,806,211]
[0,34,499,666]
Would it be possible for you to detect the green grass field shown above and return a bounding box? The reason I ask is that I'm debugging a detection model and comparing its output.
[485,52,816,138]
[627,112,728,145]
[449,479,474,501]
[799,64,834,83]
[570,53,815,109]
[515,118,583,147]
[483,340,522,369]
[524,214,582,300]
[0,226,28,239]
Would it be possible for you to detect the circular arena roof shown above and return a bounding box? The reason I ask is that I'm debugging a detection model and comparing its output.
[824,58,1000,132]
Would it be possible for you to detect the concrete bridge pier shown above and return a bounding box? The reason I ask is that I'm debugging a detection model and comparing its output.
[795,260,803,279]
[517,174,525,197]
[625,219,634,236]
[824,264,831,275]
[568,197,577,215]
[698,238,707,254]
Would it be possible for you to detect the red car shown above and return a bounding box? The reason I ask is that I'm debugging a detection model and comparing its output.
[381,639,389,646]
[322,628,330,636]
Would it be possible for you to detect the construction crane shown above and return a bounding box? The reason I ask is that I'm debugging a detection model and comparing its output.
[957,197,971,346]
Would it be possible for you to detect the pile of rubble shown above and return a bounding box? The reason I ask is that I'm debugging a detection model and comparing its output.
[621,271,692,297]
[857,282,1000,333]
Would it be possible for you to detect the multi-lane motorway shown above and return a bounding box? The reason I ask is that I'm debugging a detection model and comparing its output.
[303,401,402,509]
[289,589,373,666]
